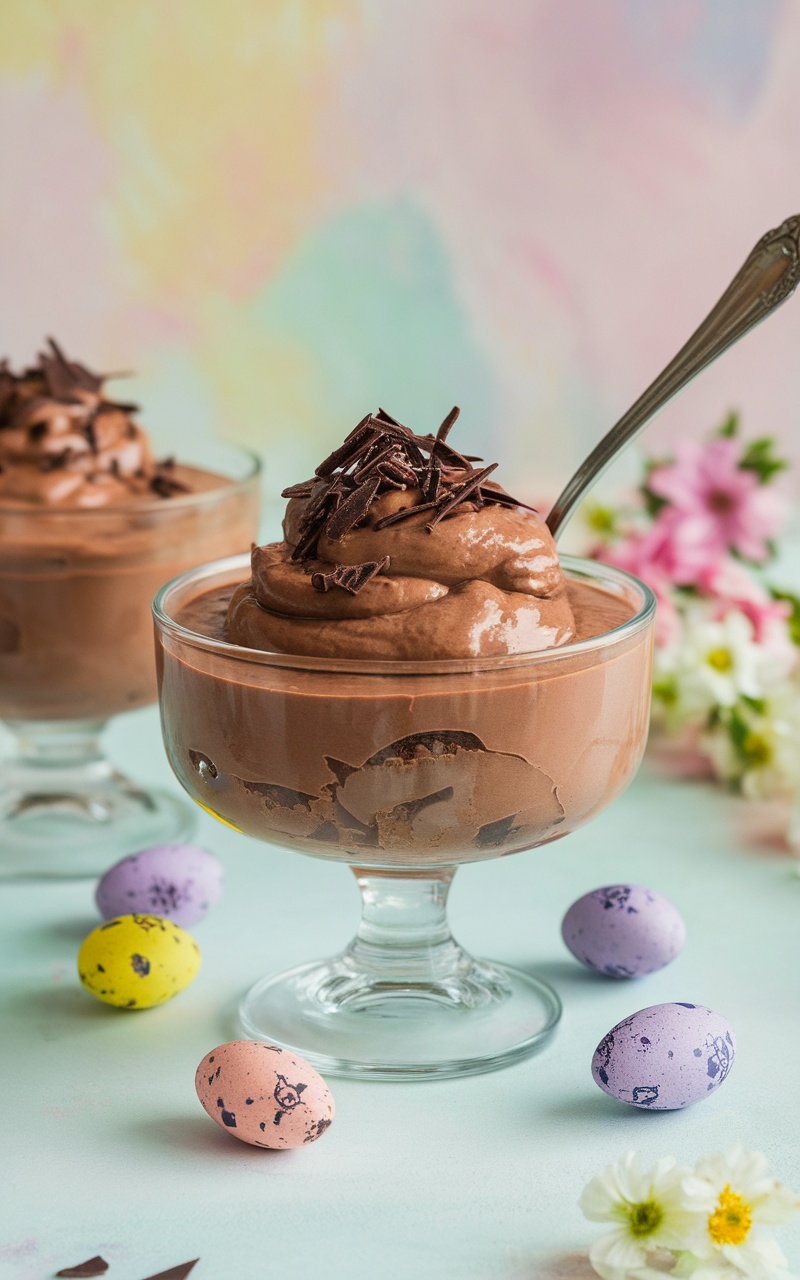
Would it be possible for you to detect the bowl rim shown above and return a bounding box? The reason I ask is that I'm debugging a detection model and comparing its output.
[153,551,657,676]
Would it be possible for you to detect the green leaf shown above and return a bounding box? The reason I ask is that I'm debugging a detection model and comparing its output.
[640,483,669,519]
[739,436,788,485]
[730,544,773,569]
[725,710,751,764]
[717,411,739,438]
[770,588,800,646]
[740,694,767,715]
[643,456,673,474]
[652,677,678,706]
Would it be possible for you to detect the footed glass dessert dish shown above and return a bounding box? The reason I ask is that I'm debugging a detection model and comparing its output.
[0,442,260,879]
[154,553,655,1080]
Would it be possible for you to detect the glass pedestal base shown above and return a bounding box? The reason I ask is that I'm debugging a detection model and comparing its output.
[239,956,561,1081]
[238,869,562,1080]
[0,718,196,880]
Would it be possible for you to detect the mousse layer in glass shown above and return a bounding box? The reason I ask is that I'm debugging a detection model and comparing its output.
[0,341,260,720]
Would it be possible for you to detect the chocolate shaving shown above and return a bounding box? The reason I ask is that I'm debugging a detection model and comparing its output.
[436,405,460,443]
[377,459,417,486]
[39,449,74,472]
[281,480,317,499]
[41,337,105,398]
[479,485,539,513]
[350,442,397,482]
[314,416,373,477]
[375,406,404,426]
[427,463,497,528]
[323,473,381,542]
[311,556,390,595]
[372,500,437,530]
[138,1263,199,1280]
[151,468,191,498]
[56,1259,109,1278]
[284,406,535,575]
[83,413,98,451]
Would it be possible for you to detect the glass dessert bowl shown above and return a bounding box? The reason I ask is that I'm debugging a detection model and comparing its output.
[0,343,261,878]
[154,552,655,1080]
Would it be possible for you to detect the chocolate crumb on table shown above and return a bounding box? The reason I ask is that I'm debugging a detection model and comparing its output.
[56,1259,109,1278]
[138,1261,200,1280]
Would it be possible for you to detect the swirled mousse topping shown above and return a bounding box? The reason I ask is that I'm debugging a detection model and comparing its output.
[224,407,577,659]
[0,339,190,507]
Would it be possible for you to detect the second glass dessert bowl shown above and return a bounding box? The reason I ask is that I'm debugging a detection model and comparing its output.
[154,552,655,1080]
[0,442,260,879]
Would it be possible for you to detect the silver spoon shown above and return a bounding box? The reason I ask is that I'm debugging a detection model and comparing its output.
[546,214,800,540]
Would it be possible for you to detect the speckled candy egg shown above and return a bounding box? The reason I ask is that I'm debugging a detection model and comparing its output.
[195,1041,335,1149]
[78,914,201,1009]
[95,843,223,928]
[561,884,686,978]
[592,1002,736,1110]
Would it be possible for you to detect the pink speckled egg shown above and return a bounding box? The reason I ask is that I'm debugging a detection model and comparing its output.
[562,884,686,978]
[592,1002,736,1110]
[195,1041,335,1148]
[96,844,223,928]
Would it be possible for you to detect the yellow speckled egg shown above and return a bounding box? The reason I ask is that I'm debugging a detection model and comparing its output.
[77,914,201,1009]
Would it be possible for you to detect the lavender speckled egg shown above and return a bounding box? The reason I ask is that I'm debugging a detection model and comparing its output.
[95,844,223,928]
[561,884,685,978]
[196,1041,335,1149]
[592,1002,736,1110]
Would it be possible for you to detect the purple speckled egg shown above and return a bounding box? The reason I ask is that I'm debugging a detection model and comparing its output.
[562,884,685,978]
[592,1002,736,1110]
[95,844,223,928]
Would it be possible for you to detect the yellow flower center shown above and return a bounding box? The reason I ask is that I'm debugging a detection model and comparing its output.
[626,1200,663,1237]
[742,732,772,767]
[586,504,616,536]
[707,647,734,673]
[708,1185,753,1246]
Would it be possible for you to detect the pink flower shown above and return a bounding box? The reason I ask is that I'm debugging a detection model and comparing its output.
[607,507,718,588]
[601,524,683,648]
[647,438,784,564]
[699,558,795,669]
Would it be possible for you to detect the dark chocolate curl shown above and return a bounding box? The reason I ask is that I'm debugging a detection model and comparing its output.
[311,556,390,595]
[324,474,382,542]
[436,405,460,443]
[427,463,498,528]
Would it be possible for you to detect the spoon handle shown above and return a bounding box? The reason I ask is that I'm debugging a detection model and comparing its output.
[546,214,800,540]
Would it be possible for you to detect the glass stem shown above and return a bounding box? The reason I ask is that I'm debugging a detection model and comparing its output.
[3,718,111,777]
[345,868,466,986]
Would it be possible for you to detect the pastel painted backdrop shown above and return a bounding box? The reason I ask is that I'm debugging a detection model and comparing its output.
[1,0,799,512]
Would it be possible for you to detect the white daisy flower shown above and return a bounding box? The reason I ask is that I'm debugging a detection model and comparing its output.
[681,1146,800,1279]
[678,609,767,711]
[701,691,800,801]
[579,1151,705,1279]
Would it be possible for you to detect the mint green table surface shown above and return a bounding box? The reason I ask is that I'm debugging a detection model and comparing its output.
[3,707,800,1280]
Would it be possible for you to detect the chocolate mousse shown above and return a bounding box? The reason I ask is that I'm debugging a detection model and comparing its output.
[158,409,655,868]
[0,340,259,721]
[224,407,575,659]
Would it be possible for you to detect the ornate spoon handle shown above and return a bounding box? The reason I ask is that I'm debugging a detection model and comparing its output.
[546,214,800,540]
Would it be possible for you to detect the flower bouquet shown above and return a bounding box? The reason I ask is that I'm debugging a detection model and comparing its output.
[580,1146,800,1280]
[580,416,800,803]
